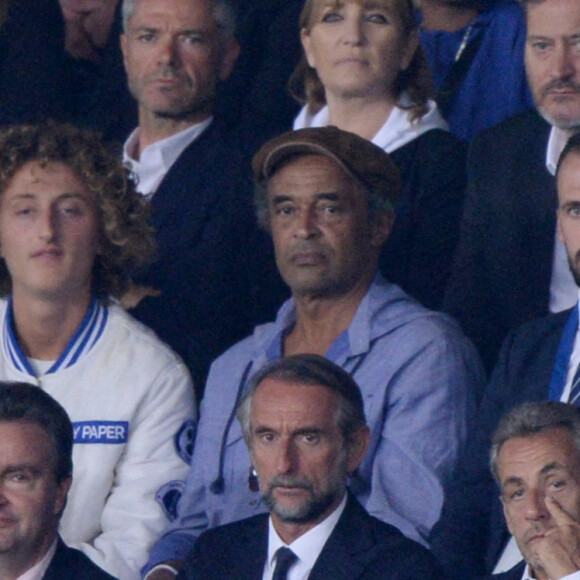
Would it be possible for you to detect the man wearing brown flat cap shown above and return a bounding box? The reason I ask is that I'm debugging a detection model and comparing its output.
[143,126,483,580]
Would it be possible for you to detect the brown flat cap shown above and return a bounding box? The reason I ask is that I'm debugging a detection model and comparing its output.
[252,126,401,206]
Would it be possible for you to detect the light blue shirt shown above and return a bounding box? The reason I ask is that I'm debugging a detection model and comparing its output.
[144,275,483,575]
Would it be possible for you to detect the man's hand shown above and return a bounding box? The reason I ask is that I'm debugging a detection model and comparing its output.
[120,282,162,310]
[529,496,580,580]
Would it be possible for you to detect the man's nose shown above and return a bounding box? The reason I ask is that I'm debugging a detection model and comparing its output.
[275,439,298,475]
[550,44,575,81]
[293,208,320,240]
[38,208,58,243]
[156,36,179,67]
[524,488,550,522]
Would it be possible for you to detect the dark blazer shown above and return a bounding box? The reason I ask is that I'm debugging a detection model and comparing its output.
[430,308,570,580]
[130,123,263,392]
[383,129,468,311]
[44,537,117,579]
[179,494,444,580]
[443,109,556,372]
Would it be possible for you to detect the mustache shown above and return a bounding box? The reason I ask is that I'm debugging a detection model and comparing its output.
[148,66,187,82]
[542,79,580,96]
[267,475,313,491]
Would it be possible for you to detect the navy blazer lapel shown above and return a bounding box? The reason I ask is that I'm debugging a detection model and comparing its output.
[308,496,377,580]
[235,515,270,580]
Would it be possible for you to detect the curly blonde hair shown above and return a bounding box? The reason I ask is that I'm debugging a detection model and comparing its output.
[289,0,432,122]
[0,123,156,300]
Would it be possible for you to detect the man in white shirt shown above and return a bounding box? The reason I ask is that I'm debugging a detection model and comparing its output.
[120,0,270,392]
[0,381,115,580]
[487,401,580,580]
[178,354,445,580]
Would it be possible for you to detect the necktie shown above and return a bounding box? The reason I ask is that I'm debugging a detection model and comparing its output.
[569,363,580,404]
[272,547,298,580]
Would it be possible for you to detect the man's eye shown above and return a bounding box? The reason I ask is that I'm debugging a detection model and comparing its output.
[505,488,524,501]
[302,433,320,444]
[15,207,33,216]
[183,34,204,45]
[275,206,294,216]
[137,32,155,43]
[532,41,550,52]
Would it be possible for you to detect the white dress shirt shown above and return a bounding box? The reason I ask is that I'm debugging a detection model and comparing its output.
[521,562,580,580]
[16,539,57,580]
[122,117,213,198]
[262,494,347,580]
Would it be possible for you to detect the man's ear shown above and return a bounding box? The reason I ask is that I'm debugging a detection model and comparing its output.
[346,426,370,474]
[120,34,129,69]
[370,211,393,248]
[219,37,241,82]
[54,476,72,517]
[500,495,514,536]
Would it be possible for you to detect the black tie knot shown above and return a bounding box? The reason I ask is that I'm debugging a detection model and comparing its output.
[272,546,298,580]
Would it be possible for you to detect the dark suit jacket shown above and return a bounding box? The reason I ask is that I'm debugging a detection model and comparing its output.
[129,123,265,392]
[44,537,117,579]
[443,109,556,372]
[179,494,444,580]
[430,309,570,580]
[383,129,468,311]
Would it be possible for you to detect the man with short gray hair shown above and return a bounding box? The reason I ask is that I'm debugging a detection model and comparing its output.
[120,0,257,391]
[487,401,580,580]
[179,354,445,580]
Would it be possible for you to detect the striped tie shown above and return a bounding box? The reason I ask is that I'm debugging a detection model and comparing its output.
[569,364,580,404]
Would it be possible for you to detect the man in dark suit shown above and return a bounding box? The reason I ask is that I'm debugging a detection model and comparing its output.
[178,354,444,580]
[430,132,580,578]
[0,381,115,580]
[444,0,580,373]
[484,401,580,580]
[120,0,270,393]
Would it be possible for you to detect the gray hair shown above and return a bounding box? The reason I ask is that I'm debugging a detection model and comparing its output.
[122,0,237,39]
[490,401,580,483]
[237,354,367,447]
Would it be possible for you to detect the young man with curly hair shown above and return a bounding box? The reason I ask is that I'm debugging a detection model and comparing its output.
[0,123,196,580]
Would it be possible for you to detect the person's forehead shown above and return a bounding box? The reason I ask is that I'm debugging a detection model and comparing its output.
[558,151,580,191]
[4,161,89,194]
[525,0,580,32]
[498,428,580,480]
[251,378,341,425]
[0,421,53,464]
[129,0,219,28]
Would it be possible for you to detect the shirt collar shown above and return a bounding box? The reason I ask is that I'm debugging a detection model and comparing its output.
[15,538,57,580]
[3,297,108,377]
[266,493,347,573]
[546,125,572,176]
[123,117,213,196]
